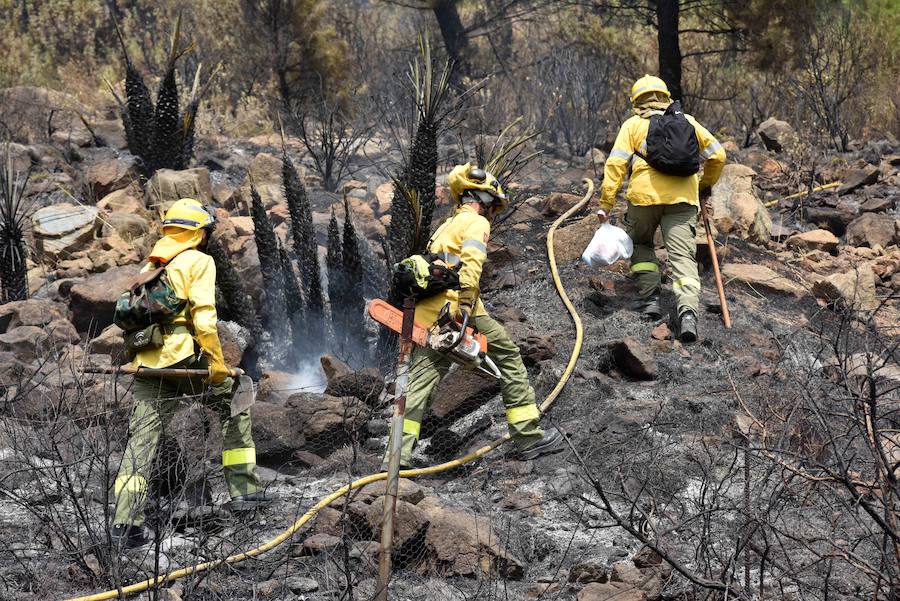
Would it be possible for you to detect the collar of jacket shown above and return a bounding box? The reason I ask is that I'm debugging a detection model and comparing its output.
[148,228,205,264]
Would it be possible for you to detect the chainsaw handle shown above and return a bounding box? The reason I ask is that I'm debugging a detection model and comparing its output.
[447,310,469,352]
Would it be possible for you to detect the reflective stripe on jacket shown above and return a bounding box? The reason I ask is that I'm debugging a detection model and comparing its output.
[599,114,726,212]
[414,204,490,326]
[131,248,227,376]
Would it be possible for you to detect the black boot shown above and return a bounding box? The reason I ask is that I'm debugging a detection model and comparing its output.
[638,295,662,320]
[509,429,565,461]
[678,310,698,343]
[110,523,151,550]
[226,490,278,512]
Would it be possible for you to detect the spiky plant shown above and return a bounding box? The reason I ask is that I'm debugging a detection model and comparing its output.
[280,132,324,344]
[0,145,31,303]
[206,235,263,343]
[112,15,213,177]
[280,244,305,362]
[250,182,289,344]
[325,206,344,326]
[341,194,367,357]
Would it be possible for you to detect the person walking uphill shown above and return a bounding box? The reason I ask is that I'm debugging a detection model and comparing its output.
[110,199,273,550]
[384,164,564,469]
[597,75,726,342]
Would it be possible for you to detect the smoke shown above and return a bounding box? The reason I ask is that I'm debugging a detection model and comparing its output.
[289,357,327,394]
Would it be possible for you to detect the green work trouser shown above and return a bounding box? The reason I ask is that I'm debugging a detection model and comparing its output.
[387,314,544,466]
[113,357,258,527]
[623,202,700,317]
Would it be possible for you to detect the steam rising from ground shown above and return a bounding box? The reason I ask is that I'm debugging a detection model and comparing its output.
[290,358,327,393]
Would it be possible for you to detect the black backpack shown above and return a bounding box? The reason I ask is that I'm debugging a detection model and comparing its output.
[635,100,700,177]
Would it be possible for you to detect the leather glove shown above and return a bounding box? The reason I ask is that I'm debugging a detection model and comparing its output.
[456,287,479,322]
[209,376,235,398]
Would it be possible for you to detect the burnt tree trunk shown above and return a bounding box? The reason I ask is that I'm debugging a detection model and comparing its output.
[657,0,683,102]
[433,0,471,82]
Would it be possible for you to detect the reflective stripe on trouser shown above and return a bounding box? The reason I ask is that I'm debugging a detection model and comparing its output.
[112,358,259,526]
[386,314,544,466]
[623,202,700,315]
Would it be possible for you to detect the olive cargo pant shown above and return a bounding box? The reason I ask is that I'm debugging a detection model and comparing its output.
[113,358,259,527]
[624,202,700,317]
[386,314,544,466]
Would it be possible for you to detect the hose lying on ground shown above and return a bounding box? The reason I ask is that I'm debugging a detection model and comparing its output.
[66,179,595,601]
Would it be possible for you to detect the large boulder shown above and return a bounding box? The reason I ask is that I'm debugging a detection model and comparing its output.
[0,326,51,362]
[31,204,99,265]
[785,229,839,254]
[553,214,597,263]
[229,153,287,212]
[85,155,141,197]
[805,203,858,237]
[0,299,68,333]
[756,117,797,153]
[420,496,525,579]
[722,263,806,297]
[365,498,430,551]
[284,393,368,454]
[144,168,211,217]
[542,192,581,217]
[97,187,148,217]
[88,324,126,364]
[101,212,151,242]
[68,265,140,334]
[844,213,898,249]
[710,165,772,244]
[812,264,878,312]
[251,402,306,461]
[423,370,500,436]
[837,164,880,195]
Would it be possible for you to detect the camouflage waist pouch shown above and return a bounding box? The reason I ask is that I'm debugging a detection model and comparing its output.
[123,324,165,356]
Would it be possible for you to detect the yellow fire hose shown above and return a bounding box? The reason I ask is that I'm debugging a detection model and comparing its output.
[66,179,594,601]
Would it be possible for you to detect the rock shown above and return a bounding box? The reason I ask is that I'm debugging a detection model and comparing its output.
[217,321,250,367]
[812,264,878,312]
[710,165,772,244]
[69,265,141,334]
[860,196,894,213]
[805,204,858,236]
[252,402,305,460]
[229,153,287,212]
[785,229,839,254]
[517,334,556,366]
[0,326,51,362]
[101,212,151,242]
[757,117,797,153]
[324,369,384,405]
[421,497,525,579]
[97,188,147,217]
[553,214,597,263]
[722,263,806,297]
[578,582,646,601]
[650,323,671,341]
[31,204,99,264]
[86,155,140,197]
[611,560,668,600]
[285,576,319,594]
[359,478,425,504]
[844,213,898,248]
[88,324,126,363]
[145,168,212,216]
[569,560,609,583]
[285,393,368,453]
[493,306,527,323]
[586,147,607,167]
[542,192,581,217]
[374,182,393,214]
[632,546,664,568]
[0,298,67,333]
[608,338,657,380]
[254,579,282,598]
[426,369,500,430]
[298,533,342,555]
[46,319,80,347]
[256,370,296,405]
[320,354,352,381]
[837,164,880,195]
[366,498,430,550]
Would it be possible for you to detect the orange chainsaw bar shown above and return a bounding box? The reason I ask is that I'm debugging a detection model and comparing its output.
[368,299,488,353]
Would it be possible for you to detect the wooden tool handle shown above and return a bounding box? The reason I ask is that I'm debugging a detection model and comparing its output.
[699,200,732,329]
[83,366,244,378]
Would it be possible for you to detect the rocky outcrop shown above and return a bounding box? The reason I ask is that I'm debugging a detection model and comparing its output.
[31,204,98,265]
[837,164,880,195]
[722,263,806,297]
[85,154,140,197]
[553,214,597,263]
[786,229,839,254]
[710,165,772,244]
[844,213,898,248]
[228,153,287,212]
[757,117,797,153]
[144,168,212,216]
[285,392,368,453]
[0,299,68,333]
[812,264,878,312]
[68,265,140,334]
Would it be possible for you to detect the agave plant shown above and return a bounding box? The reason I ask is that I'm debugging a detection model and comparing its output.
[250,182,290,347]
[341,194,367,357]
[110,15,213,177]
[325,206,344,331]
[0,144,31,303]
[206,235,263,343]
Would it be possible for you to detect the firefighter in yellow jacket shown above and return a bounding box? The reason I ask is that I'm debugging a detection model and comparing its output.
[111,199,272,549]
[385,164,564,469]
[598,75,726,342]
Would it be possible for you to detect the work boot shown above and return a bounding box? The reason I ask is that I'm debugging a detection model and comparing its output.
[509,429,565,461]
[226,490,278,513]
[638,295,662,320]
[678,310,698,343]
[110,523,151,550]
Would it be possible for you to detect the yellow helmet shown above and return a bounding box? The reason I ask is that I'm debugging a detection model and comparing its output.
[161,198,215,233]
[630,75,671,103]
[447,163,508,212]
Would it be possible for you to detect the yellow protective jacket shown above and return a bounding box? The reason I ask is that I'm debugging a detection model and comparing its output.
[599,114,726,213]
[415,204,490,326]
[131,248,228,380]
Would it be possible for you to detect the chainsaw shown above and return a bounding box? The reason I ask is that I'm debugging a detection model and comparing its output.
[368,299,502,379]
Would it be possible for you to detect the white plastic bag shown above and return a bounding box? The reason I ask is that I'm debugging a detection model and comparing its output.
[581,222,634,266]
